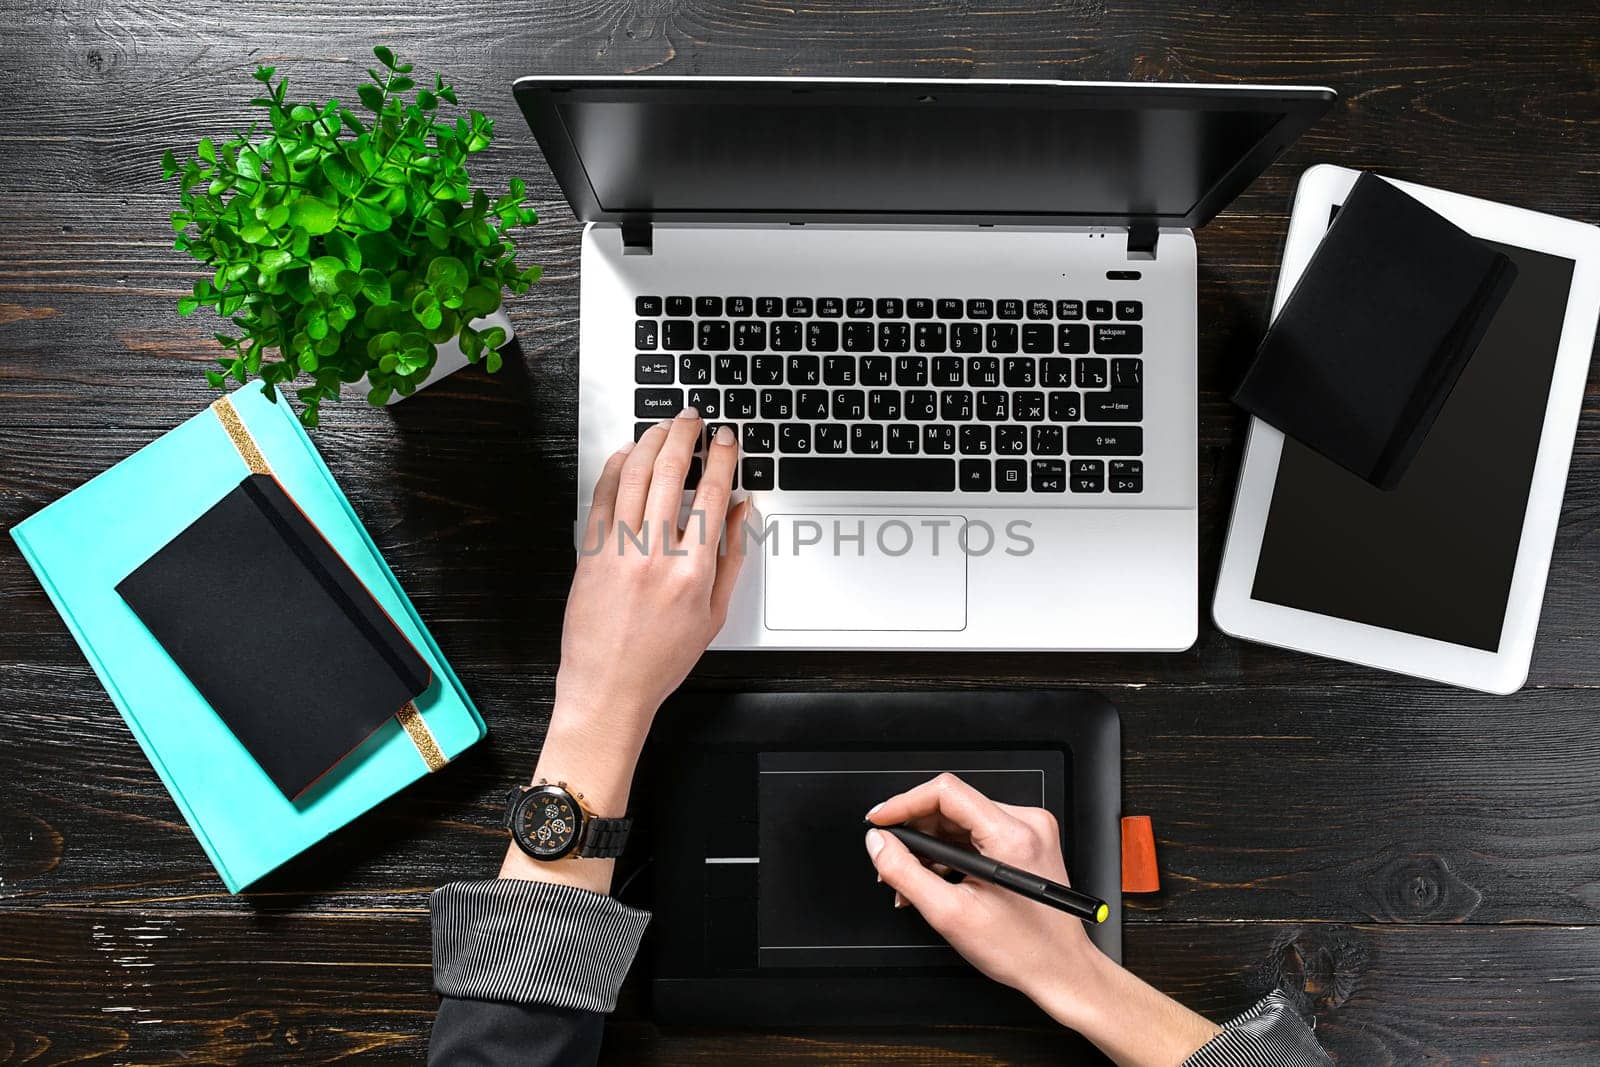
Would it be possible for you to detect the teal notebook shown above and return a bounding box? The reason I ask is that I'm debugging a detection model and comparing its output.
[11,381,487,891]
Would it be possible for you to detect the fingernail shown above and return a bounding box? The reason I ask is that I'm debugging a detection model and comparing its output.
[865,802,884,821]
[864,829,884,859]
[656,418,673,429]
[678,406,700,419]
[876,873,882,883]
[894,892,907,909]
[618,441,635,454]
[714,425,735,447]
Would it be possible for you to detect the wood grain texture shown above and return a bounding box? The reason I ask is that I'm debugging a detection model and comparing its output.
[2,0,1599,1062]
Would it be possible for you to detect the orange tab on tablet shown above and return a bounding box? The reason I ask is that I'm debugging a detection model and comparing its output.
[1121,815,1159,893]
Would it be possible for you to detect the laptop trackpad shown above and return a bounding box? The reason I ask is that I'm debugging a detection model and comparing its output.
[763,514,968,632]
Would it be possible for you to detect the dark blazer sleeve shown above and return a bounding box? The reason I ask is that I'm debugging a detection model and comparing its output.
[428,879,651,1067]
[1181,991,1333,1067]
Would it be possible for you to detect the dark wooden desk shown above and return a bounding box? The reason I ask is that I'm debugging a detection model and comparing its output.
[3,3,1598,1063]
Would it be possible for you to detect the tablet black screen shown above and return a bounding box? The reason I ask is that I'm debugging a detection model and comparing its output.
[1252,237,1575,651]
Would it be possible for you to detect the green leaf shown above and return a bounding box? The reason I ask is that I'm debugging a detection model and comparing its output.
[426,255,468,293]
[253,65,276,83]
[485,348,503,373]
[325,229,362,269]
[339,108,365,135]
[358,268,392,305]
[301,348,319,371]
[309,255,344,294]
[239,222,268,244]
[290,196,339,234]
[416,90,437,110]
[264,202,290,229]
[161,149,178,180]
[306,307,329,339]
[373,45,397,70]
[259,248,293,274]
[357,83,384,112]
[367,385,393,406]
[205,369,226,387]
[197,137,215,162]
[320,154,360,196]
[177,295,200,316]
[389,76,415,93]
[480,326,507,351]
[349,198,391,231]
[411,289,442,330]
[290,104,316,122]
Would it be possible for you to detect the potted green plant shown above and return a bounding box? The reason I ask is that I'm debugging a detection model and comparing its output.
[162,46,541,426]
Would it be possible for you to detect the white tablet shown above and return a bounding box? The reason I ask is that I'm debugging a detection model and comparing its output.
[1215,164,1600,694]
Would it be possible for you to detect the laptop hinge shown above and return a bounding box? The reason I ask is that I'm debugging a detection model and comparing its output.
[1126,221,1159,261]
[621,221,653,256]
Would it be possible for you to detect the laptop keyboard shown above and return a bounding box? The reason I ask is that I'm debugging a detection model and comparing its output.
[633,294,1144,495]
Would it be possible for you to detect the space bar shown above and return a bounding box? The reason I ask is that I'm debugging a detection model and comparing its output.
[779,458,956,492]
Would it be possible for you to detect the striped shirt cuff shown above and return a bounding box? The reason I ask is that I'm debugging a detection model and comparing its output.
[431,878,651,1014]
[1182,991,1332,1067]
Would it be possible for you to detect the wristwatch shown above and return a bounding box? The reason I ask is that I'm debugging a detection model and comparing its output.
[504,780,631,860]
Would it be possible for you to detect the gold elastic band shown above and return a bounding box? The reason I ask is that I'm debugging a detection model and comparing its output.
[211,393,448,774]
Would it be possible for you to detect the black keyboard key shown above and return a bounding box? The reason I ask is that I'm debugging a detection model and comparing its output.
[876,297,903,318]
[1013,390,1045,422]
[797,389,830,420]
[666,296,693,316]
[1094,323,1143,355]
[663,320,694,350]
[1087,300,1113,321]
[636,388,684,418]
[986,323,1018,353]
[635,355,673,384]
[1057,299,1083,320]
[976,391,1009,422]
[887,424,920,454]
[1032,459,1066,493]
[742,423,775,453]
[1071,459,1105,493]
[907,298,934,319]
[724,388,757,419]
[1048,391,1082,422]
[727,296,752,317]
[940,390,973,421]
[637,296,662,316]
[950,323,983,353]
[915,323,947,353]
[743,457,775,489]
[733,321,767,351]
[959,459,992,492]
[996,458,1028,492]
[966,298,993,319]
[787,355,821,385]
[959,425,992,455]
[751,354,784,384]
[1069,426,1142,455]
[903,390,938,420]
[867,390,901,420]
[787,297,813,318]
[1021,324,1052,354]
[966,357,1000,388]
[1112,358,1143,389]
[756,296,783,318]
[805,321,839,352]
[847,297,874,319]
[816,423,848,454]
[1041,357,1073,387]
[771,322,803,351]
[832,390,866,420]
[698,320,730,351]
[760,389,794,419]
[933,356,964,386]
[687,387,720,418]
[878,322,911,352]
[778,423,812,454]
[895,356,927,386]
[634,421,654,441]
[817,297,843,318]
[937,298,964,319]
[996,425,1028,454]
[1076,358,1108,389]
[843,323,875,352]
[715,354,748,384]
[635,320,659,350]
[696,296,723,317]
[682,455,703,490]
[997,298,1023,320]
[678,354,711,384]
[850,424,884,454]
[1109,459,1143,494]
[1003,356,1036,387]
[823,355,857,385]
[1116,300,1142,321]
[1058,324,1091,354]
[1031,425,1064,455]
[780,457,955,491]
[923,424,956,454]
[859,356,892,386]
[1026,299,1052,320]
[1086,389,1142,422]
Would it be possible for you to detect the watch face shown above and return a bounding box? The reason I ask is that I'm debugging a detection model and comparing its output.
[517,787,581,859]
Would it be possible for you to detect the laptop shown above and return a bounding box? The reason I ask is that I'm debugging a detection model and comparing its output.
[512,77,1334,651]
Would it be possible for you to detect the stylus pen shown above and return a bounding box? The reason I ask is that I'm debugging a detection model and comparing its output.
[872,822,1110,924]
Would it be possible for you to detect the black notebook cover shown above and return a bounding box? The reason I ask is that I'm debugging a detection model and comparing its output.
[1233,171,1518,489]
[116,474,432,799]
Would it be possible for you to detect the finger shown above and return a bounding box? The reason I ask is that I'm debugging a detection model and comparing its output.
[643,409,703,535]
[687,424,738,553]
[709,499,754,624]
[866,773,1012,847]
[582,443,632,547]
[866,829,962,926]
[614,420,673,536]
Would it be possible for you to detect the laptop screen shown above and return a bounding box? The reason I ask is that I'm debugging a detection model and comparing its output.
[514,79,1334,229]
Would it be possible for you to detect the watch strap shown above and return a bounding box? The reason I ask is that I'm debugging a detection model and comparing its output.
[578,816,631,859]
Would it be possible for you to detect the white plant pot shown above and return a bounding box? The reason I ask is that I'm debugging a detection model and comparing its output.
[353,309,514,404]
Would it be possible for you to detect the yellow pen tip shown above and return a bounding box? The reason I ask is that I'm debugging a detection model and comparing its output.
[1095,903,1109,924]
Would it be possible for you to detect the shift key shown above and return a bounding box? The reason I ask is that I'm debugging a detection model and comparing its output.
[1068,426,1142,455]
